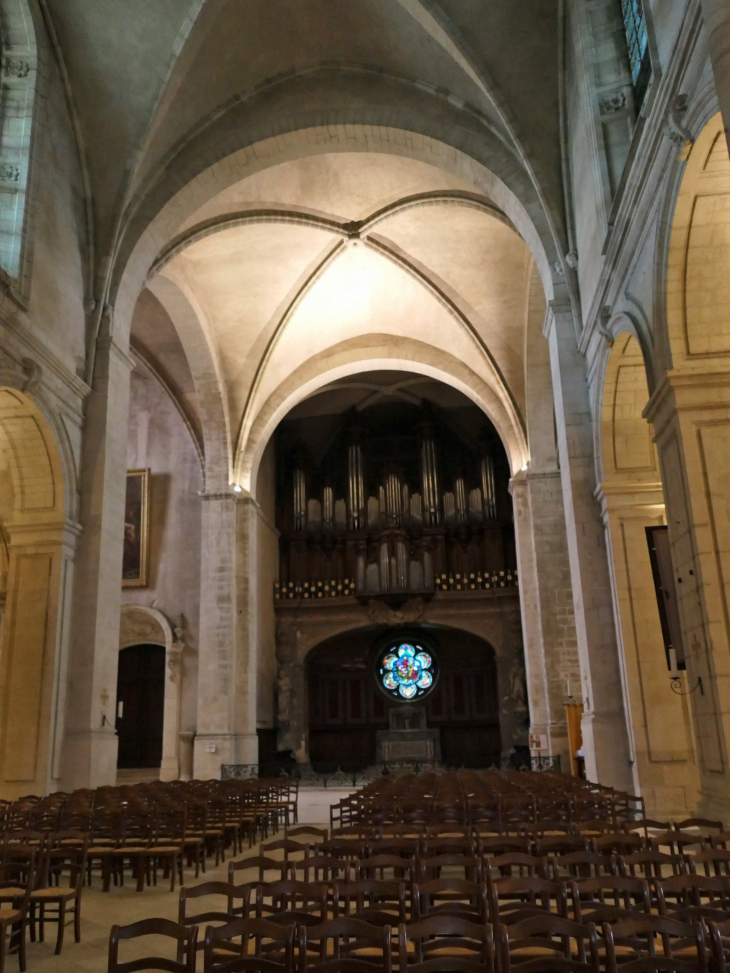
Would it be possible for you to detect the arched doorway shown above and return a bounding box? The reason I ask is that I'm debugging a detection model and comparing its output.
[306,626,501,772]
[115,644,166,769]
[0,387,70,798]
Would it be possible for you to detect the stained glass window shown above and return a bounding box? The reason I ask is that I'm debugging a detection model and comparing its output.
[378,642,436,700]
[620,0,650,104]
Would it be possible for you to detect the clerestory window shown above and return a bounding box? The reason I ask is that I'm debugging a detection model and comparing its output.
[620,0,650,106]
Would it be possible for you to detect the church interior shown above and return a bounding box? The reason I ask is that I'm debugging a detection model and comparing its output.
[1,0,730,967]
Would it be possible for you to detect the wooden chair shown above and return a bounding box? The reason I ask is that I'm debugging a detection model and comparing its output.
[707,917,730,973]
[332,879,407,926]
[687,848,730,878]
[0,850,35,973]
[261,839,309,862]
[413,877,489,923]
[617,850,686,880]
[654,872,730,922]
[489,876,568,925]
[108,918,197,972]
[178,880,251,953]
[487,853,549,880]
[601,914,708,973]
[321,839,366,862]
[417,853,483,883]
[285,826,327,842]
[569,875,652,925]
[592,833,645,857]
[228,856,294,886]
[253,880,328,925]
[549,852,616,881]
[398,915,494,973]
[477,837,532,858]
[28,839,87,954]
[203,916,295,973]
[300,918,392,973]
[354,854,412,883]
[498,914,600,973]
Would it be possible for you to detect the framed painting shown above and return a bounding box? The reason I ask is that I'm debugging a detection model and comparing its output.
[122,469,150,588]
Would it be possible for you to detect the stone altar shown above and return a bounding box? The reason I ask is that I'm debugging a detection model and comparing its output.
[376,706,441,767]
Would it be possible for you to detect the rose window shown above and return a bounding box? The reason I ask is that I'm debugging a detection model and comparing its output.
[378,642,436,700]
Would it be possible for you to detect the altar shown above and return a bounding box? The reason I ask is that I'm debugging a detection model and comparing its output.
[376,705,441,768]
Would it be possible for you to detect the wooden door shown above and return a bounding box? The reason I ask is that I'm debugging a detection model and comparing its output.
[115,644,165,768]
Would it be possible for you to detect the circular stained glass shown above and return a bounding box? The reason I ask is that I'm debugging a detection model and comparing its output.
[377,641,437,700]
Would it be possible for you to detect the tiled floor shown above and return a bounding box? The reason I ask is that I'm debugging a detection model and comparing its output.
[20,844,262,973]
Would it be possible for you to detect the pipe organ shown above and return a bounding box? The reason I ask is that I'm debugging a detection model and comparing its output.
[277,405,515,596]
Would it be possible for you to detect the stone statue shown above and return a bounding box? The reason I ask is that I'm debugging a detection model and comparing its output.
[509,662,528,713]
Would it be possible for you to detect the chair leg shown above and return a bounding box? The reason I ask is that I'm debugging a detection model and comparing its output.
[135,856,145,893]
[17,918,26,973]
[55,902,65,955]
[0,921,6,973]
[74,897,81,944]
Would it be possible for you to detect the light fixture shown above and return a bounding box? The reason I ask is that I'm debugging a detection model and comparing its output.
[521,464,528,472]
[233,484,242,493]
[668,646,703,695]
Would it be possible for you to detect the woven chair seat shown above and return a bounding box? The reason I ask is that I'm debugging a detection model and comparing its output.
[30,887,77,900]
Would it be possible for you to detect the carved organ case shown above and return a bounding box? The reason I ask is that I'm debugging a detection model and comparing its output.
[275,394,515,595]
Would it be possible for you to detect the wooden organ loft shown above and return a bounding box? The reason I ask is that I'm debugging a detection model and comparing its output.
[275,402,516,597]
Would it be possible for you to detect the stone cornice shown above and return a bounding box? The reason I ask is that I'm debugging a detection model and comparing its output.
[0,316,90,406]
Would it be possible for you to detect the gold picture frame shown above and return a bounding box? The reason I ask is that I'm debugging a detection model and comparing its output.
[122,469,150,588]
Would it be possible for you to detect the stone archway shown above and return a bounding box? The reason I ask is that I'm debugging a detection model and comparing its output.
[598,333,699,817]
[118,604,185,781]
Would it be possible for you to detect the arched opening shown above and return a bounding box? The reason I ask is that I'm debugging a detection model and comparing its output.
[599,333,699,816]
[0,386,68,798]
[306,625,501,773]
[643,112,730,818]
[115,644,166,770]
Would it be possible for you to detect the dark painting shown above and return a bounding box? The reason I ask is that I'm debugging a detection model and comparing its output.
[122,469,149,587]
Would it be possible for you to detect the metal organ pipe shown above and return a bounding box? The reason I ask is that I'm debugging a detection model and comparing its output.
[347,442,365,530]
[481,452,497,520]
[293,468,306,532]
[420,435,440,526]
[454,475,467,524]
[323,484,334,532]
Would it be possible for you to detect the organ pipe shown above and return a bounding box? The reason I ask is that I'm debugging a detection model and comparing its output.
[293,468,306,532]
[420,434,440,526]
[481,452,497,520]
[347,441,365,530]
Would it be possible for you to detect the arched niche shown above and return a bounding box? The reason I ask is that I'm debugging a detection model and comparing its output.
[118,604,185,781]
[0,386,72,799]
[598,335,699,817]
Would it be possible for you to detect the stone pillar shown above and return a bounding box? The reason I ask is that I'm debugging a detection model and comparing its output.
[545,302,634,789]
[275,616,307,764]
[61,336,133,790]
[597,481,700,816]
[700,0,730,150]
[646,371,730,819]
[511,470,579,774]
[0,520,79,798]
[160,619,185,781]
[193,492,258,778]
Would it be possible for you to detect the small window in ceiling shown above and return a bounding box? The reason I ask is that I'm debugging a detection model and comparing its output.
[620,0,650,106]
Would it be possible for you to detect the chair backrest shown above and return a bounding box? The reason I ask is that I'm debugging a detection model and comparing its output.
[286,826,327,841]
[418,853,483,883]
[254,880,328,920]
[487,853,549,880]
[354,854,412,882]
[414,877,489,923]
[300,918,392,973]
[617,850,685,880]
[489,876,568,922]
[261,839,309,860]
[179,881,250,932]
[550,852,616,881]
[499,914,600,973]
[228,856,295,885]
[687,848,730,877]
[601,914,707,973]
[569,876,651,924]
[332,879,407,925]
[655,873,730,917]
[398,915,494,972]
[108,917,197,972]
[203,916,295,973]
[533,836,589,857]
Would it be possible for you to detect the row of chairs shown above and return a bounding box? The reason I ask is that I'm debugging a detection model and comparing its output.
[106,911,718,973]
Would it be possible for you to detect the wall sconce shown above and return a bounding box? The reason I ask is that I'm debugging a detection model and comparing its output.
[668,647,703,696]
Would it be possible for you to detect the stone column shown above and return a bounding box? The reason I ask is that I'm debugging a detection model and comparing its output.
[646,371,730,819]
[61,336,133,790]
[511,471,579,774]
[0,519,79,797]
[545,302,634,789]
[275,616,307,764]
[597,481,700,816]
[193,492,258,779]
[160,617,185,781]
[700,0,730,150]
